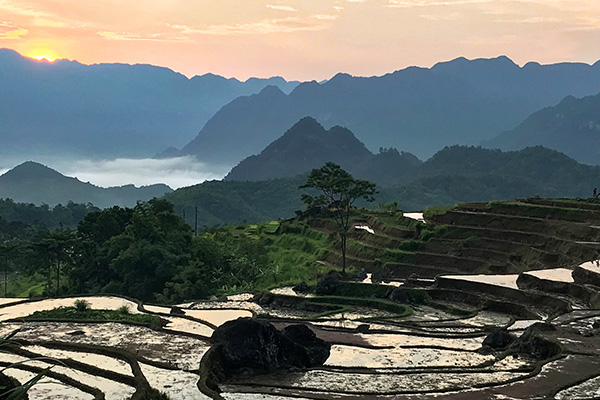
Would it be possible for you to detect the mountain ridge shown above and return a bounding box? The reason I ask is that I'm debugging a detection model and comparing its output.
[483,92,600,164]
[0,161,172,208]
[178,55,600,165]
[0,48,300,160]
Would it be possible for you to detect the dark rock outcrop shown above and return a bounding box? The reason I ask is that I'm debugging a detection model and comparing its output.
[572,266,600,287]
[316,271,343,295]
[292,281,309,293]
[281,324,330,366]
[513,324,561,359]
[517,273,571,293]
[170,306,185,315]
[482,329,516,350]
[482,323,561,359]
[210,318,331,376]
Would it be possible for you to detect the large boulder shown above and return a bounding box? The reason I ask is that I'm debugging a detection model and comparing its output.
[282,324,330,366]
[211,318,331,375]
[516,273,571,294]
[482,329,516,350]
[512,324,561,359]
[316,271,342,295]
[572,266,600,287]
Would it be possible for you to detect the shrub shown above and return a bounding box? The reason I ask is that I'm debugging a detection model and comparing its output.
[73,299,90,312]
[117,305,131,314]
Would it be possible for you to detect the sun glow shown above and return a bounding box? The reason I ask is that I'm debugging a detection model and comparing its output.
[27,50,59,62]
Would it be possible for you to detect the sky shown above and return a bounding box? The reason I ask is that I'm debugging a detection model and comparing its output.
[1,0,600,81]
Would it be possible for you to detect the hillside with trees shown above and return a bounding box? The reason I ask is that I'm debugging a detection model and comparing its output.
[167,145,600,227]
[0,161,172,208]
[483,92,600,165]
[179,56,600,164]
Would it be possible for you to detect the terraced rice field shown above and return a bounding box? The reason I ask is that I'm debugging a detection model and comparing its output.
[2,198,600,399]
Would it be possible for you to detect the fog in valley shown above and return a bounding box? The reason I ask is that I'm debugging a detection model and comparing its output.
[0,156,231,189]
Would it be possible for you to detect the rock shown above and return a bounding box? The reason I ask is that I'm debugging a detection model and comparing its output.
[211,318,331,375]
[356,324,370,333]
[509,323,561,360]
[253,293,274,306]
[478,345,495,355]
[170,306,185,315]
[482,329,516,350]
[354,269,368,281]
[387,288,410,304]
[282,325,330,366]
[292,282,309,293]
[572,266,600,287]
[65,330,85,336]
[316,271,342,295]
[593,320,600,329]
[516,273,571,294]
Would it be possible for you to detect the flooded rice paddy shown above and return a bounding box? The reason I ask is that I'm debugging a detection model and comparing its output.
[0,281,597,399]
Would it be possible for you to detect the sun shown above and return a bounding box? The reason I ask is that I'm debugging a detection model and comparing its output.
[27,50,59,62]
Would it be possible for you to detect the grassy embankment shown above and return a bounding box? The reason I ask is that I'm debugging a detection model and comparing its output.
[20,300,164,327]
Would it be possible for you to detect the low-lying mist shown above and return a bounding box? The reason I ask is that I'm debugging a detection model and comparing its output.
[0,156,232,190]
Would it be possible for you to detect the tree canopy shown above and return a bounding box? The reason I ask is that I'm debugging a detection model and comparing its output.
[300,162,377,272]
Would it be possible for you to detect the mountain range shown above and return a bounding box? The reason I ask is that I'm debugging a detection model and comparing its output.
[162,117,600,226]
[0,161,172,208]
[225,117,421,186]
[483,92,600,165]
[177,56,600,165]
[0,48,299,159]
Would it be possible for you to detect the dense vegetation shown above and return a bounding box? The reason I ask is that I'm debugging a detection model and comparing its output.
[166,145,600,227]
[485,92,600,165]
[0,198,99,230]
[0,198,334,302]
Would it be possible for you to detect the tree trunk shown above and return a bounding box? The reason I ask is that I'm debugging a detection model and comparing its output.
[341,234,347,274]
[56,260,60,296]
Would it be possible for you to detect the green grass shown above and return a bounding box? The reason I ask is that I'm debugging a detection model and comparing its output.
[423,205,454,220]
[262,221,281,234]
[486,201,600,222]
[1,273,47,298]
[260,232,331,288]
[22,306,165,327]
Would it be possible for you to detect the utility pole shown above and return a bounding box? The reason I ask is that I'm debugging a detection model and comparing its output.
[194,206,198,236]
[4,252,7,298]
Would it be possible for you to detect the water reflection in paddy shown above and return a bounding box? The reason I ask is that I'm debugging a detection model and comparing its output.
[24,345,133,376]
[4,370,94,400]
[3,322,209,370]
[0,352,135,399]
[226,369,527,394]
[140,362,208,400]
[440,274,519,289]
[326,345,492,368]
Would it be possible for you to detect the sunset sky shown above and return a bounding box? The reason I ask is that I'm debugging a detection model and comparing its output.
[1,0,599,81]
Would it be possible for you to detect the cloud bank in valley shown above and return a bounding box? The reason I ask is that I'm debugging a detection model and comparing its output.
[64,157,230,189]
[0,157,231,190]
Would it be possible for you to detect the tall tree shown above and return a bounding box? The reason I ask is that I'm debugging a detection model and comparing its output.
[300,162,377,273]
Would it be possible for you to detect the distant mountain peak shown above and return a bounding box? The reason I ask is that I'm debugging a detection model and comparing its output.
[432,55,519,73]
[258,85,286,97]
[0,161,173,208]
[225,117,372,181]
[4,161,66,180]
